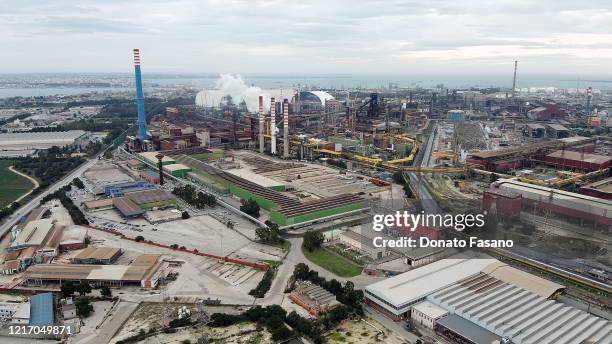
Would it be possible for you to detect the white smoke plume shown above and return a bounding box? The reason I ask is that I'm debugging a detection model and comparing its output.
[215,74,268,113]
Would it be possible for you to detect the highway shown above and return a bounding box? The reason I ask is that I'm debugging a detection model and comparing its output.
[0,153,102,239]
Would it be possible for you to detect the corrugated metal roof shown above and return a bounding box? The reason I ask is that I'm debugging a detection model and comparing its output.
[365,257,496,315]
[436,314,499,344]
[29,293,54,326]
[428,273,612,344]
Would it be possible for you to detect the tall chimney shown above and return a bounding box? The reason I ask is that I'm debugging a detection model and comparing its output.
[511,60,518,101]
[283,99,289,158]
[258,95,264,153]
[270,97,277,155]
[156,153,164,186]
[133,49,147,143]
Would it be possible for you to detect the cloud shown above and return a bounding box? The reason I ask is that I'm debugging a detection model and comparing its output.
[0,0,611,75]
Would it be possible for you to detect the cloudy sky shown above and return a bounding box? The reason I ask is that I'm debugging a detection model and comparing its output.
[1,0,612,75]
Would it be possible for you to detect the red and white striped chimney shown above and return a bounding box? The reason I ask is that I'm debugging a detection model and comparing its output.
[283,99,289,158]
[270,97,276,155]
[259,95,264,153]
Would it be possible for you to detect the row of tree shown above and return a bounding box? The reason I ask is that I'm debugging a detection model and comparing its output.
[171,185,216,209]
[40,185,88,225]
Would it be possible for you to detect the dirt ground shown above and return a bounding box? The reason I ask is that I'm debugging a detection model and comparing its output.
[327,317,412,344]
[111,302,269,344]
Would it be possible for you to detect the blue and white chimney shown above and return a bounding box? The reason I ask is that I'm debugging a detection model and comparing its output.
[133,49,147,142]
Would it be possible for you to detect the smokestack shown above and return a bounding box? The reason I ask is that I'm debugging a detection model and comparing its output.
[133,49,147,143]
[258,95,264,153]
[156,153,164,186]
[270,97,277,155]
[511,60,518,101]
[283,99,289,158]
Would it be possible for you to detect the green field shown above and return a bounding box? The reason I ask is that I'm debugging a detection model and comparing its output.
[0,161,36,207]
[190,150,223,161]
[302,246,363,277]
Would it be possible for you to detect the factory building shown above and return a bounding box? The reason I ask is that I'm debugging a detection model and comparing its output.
[138,151,176,166]
[29,293,54,326]
[162,163,192,177]
[364,258,497,321]
[482,188,522,218]
[493,179,612,227]
[288,281,340,319]
[176,158,367,226]
[338,230,387,260]
[427,269,609,344]
[447,110,465,122]
[526,105,566,121]
[25,254,163,288]
[59,225,88,251]
[0,130,88,156]
[103,181,155,197]
[71,247,122,265]
[579,177,612,200]
[545,124,570,138]
[410,300,448,330]
[544,150,612,171]
[140,169,161,184]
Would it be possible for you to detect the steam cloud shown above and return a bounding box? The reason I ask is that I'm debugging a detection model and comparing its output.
[215,74,269,113]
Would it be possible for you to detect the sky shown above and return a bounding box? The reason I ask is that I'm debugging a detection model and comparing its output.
[1,0,612,76]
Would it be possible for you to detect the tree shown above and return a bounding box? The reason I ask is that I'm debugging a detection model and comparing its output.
[181,211,190,219]
[100,285,112,298]
[76,282,92,296]
[303,231,324,252]
[76,297,93,317]
[135,235,145,242]
[72,178,85,189]
[60,282,76,297]
[240,199,260,218]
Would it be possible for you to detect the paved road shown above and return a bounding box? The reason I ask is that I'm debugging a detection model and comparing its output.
[0,154,102,238]
[261,237,383,306]
[407,123,441,214]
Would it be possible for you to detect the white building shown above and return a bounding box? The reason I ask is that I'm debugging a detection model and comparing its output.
[364,257,496,320]
[410,300,448,329]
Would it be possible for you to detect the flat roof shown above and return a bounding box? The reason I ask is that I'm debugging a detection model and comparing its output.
[73,247,121,261]
[162,163,191,171]
[61,225,88,244]
[226,168,284,188]
[84,198,114,209]
[0,130,86,145]
[412,300,448,319]
[365,258,497,313]
[138,151,175,163]
[436,314,499,344]
[546,150,612,165]
[29,293,54,326]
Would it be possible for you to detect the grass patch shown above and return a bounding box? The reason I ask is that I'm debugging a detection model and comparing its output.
[190,150,223,162]
[262,260,282,269]
[302,247,362,278]
[0,160,36,207]
[327,331,346,342]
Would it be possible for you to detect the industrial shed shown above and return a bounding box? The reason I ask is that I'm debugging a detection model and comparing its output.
[364,258,497,321]
[125,189,176,210]
[29,293,54,326]
[427,272,612,344]
[544,150,612,171]
[493,179,612,227]
[579,177,612,200]
[25,254,162,288]
[162,163,192,177]
[71,247,122,265]
[138,151,176,166]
